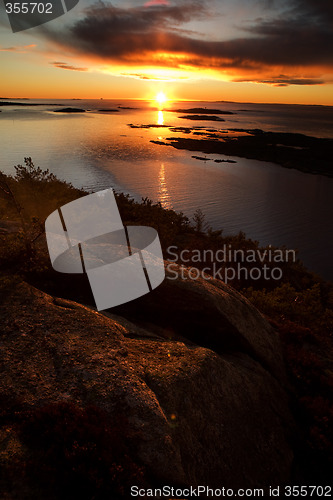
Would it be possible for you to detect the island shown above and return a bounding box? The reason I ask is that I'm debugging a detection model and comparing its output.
[0,101,63,106]
[168,107,234,115]
[53,108,86,113]
[150,128,333,177]
[98,109,120,112]
[179,114,226,122]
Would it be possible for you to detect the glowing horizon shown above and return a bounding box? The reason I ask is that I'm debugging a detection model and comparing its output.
[1,0,333,105]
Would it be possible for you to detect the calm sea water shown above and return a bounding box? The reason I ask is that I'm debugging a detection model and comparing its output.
[1,99,333,279]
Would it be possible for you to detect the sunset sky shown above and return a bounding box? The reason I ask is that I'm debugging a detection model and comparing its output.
[1,0,333,104]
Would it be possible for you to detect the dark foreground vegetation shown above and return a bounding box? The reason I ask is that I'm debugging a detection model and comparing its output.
[0,159,332,494]
[2,402,146,499]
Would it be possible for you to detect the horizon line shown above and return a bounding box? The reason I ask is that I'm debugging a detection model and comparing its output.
[1,97,332,107]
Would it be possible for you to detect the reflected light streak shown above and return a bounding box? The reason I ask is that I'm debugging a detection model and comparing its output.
[157,110,164,125]
[158,163,171,209]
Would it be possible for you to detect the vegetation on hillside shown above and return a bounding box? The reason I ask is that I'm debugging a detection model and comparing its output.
[1,402,146,500]
[0,158,332,486]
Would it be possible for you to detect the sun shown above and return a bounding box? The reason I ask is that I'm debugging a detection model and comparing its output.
[155,91,168,107]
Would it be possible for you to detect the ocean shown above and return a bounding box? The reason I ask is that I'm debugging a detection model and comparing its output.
[1,98,333,279]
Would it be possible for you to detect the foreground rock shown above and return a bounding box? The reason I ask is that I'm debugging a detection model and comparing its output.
[0,268,294,497]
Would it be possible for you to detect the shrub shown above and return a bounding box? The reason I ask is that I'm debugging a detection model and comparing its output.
[18,402,146,499]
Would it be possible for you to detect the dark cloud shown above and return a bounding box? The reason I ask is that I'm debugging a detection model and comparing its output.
[72,1,206,38]
[241,0,333,66]
[51,61,88,71]
[233,76,325,86]
[39,1,206,65]
[41,0,333,81]
[292,0,333,21]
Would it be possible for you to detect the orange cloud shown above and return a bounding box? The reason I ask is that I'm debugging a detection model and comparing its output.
[51,61,88,71]
[0,44,36,52]
[144,0,170,6]
[32,0,333,87]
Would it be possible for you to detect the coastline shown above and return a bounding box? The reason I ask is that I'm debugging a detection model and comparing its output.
[150,128,333,178]
[1,100,332,279]
[0,166,332,494]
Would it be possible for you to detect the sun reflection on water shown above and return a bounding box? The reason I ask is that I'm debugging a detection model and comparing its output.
[158,162,171,208]
[157,110,164,125]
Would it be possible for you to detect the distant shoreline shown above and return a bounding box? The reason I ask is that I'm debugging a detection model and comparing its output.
[0,102,63,106]
[1,98,333,107]
[1,100,333,176]
[150,128,333,178]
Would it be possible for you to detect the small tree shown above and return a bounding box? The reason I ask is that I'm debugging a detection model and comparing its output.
[14,157,57,183]
[0,170,32,254]
[192,208,209,233]
[0,158,83,270]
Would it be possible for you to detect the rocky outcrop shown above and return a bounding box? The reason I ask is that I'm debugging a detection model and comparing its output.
[0,267,295,497]
[112,264,286,381]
